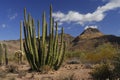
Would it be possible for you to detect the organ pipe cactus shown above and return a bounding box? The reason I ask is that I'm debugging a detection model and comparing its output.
[0,43,3,65]
[4,44,8,65]
[20,21,23,63]
[14,50,22,64]
[22,5,66,72]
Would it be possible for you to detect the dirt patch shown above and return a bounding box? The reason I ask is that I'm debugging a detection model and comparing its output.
[0,63,93,80]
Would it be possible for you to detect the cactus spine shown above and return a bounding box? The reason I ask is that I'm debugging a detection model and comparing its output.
[22,5,66,72]
[0,43,3,65]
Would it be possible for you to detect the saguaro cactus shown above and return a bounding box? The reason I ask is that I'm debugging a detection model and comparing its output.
[0,43,3,65]
[22,5,66,72]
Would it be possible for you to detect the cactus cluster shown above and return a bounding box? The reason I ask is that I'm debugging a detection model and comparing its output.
[22,5,66,72]
[14,50,22,64]
[0,43,8,65]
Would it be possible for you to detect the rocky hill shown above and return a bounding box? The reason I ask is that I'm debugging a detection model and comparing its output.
[73,28,103,42]
[71,28,120,51]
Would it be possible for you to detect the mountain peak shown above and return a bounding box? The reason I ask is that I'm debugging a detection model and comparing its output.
[73,28,103,42]
[80,28,103,39]
[81,28,102,35]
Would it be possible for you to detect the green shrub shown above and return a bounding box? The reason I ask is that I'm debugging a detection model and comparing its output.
[85,43,117,63]
[91,63,113,80]
[112,50,120,78]
[65,50,86,61]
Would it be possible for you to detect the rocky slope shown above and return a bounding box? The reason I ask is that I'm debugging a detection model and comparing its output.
[71,28,120,51]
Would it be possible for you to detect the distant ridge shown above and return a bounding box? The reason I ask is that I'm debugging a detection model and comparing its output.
[71,28,120,51]
[0,33,74,54]
[1,28,120,53]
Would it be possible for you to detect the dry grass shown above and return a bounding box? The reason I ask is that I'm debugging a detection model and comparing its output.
[0,63,92,80]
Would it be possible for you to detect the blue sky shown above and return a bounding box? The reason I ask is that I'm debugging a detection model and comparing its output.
[0,0,120,40]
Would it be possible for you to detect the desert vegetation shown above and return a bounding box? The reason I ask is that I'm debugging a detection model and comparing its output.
[23,5,66,72]
[0,5,120,80]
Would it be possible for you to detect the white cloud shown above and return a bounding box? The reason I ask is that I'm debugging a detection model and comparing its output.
[8,13,18,20]
[53,0,120,25]
[84,25,98,30]
[58,22,63,26]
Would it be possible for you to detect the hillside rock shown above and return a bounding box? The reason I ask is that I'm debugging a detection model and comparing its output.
[71,28,120,51]
[73,28,103,42]
[58,33,74,45]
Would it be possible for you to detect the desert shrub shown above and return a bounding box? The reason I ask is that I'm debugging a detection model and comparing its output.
[85,43,117,63]
[65,51,80,59]
[66,43,118,64]
[96,43,117,61]
[91,63,113,80]
[67,60,80,64]
[85,53,99,63]
[112,50,120,78]
[65,50,86,61]
[6,65,18,73]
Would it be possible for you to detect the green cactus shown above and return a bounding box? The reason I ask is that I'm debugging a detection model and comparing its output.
[4,44,8,65]
[22,5,66,72]
[14,50,23,64]
[0,43,3,65]
[20,21,23,51]
[20,21,23,63]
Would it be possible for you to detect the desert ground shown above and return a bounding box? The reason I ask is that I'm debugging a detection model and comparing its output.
[0,61,93,80]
